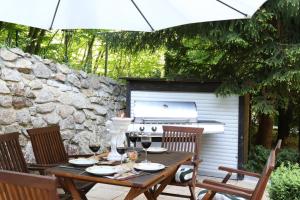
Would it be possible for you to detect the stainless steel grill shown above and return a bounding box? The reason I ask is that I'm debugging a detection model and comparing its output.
[133,101,197,123]
[128,100,224,135]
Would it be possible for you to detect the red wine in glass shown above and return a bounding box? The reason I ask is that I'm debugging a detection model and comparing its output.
[141,141,151,149]
[89,145,100,153]
[116,147,127,164]
[116,147,127,155]
[129,132,138,148]
[141,135,152,163]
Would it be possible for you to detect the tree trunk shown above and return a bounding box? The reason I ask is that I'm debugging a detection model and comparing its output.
[298,118,300,153]
[93,50,104,74]
[104,42,108,77]
[15,30,19,47]
[0,22,3,31]
[63,30,73,63]
[277,104,292,145]
[5,30,13,46]
[34,30,45,54]
[25,27,45,54]
[84,34,96,73]
[256,114,273,148]
[25,27,39,53]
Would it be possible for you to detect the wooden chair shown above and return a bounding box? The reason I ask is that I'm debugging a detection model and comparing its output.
[161,126,204,200]
[197,149,276,200]
[26,126,95,199]
[0,132,29,173]
[0,170,58,200]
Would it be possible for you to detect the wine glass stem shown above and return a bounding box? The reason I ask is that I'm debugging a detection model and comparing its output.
[145,149,148,163]
[94,153,96,166]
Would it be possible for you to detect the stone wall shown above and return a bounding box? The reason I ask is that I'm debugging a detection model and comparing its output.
[0,48,126,161]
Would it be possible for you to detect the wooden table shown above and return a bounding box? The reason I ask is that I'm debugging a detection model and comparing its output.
[47,152,192,200]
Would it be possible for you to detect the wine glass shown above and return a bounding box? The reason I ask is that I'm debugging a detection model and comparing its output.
[89,136,101,161]
[141,133,152,163]
[116,140,128,165]
[128,132,138,149]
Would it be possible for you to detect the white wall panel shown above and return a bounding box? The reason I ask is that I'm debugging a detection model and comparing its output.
[130,91,240,177]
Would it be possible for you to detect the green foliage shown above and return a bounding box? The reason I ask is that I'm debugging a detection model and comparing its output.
[0,25,164,79]
[245,145,270,173]
[245,145,300,173]
[269,163,300,200]
[160,0,300,119]
[277,148,300,165]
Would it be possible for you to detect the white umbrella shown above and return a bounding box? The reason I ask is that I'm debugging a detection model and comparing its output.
[0,0,267,31]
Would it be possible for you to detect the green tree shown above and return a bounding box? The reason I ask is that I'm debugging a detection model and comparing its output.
[164,0,300,147]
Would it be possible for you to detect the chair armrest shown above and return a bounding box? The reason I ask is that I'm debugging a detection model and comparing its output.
[203,179,254,194]
[27,163,59,175]
[197,182,252,199]
[27,163,47,171]
[219,166,261,178]
[27,163,60,170]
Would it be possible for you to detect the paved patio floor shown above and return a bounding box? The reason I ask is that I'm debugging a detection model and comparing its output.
[86,176,269,200]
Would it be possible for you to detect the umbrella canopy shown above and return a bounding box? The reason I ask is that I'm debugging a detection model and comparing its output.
[0,0,267,31]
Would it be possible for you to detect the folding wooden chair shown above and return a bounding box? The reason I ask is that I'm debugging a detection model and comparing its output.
[0,132,29,173]
[26,126,95,200]
[197,149,276,200]
[0,170,58,200]
[160,126,204,200]
[275,139,282,156]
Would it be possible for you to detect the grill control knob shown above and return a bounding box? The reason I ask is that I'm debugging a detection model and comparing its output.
[139,126,145,132]
[151,126,157,132]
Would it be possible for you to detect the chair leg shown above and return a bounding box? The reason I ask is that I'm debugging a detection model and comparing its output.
[201,190,214,200]
[189,185,196,200]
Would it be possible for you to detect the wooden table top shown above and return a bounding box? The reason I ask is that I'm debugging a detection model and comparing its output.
[47,151,192,189]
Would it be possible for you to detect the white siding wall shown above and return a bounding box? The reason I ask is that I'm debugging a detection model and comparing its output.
[130,91,239,177]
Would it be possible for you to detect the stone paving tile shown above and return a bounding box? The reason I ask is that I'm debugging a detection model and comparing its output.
[87,176,269,200]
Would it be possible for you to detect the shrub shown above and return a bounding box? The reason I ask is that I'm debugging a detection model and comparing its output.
[269,163,300,200]
[244,145,269,173]
[245,145,299,173]
[276,148,300,166]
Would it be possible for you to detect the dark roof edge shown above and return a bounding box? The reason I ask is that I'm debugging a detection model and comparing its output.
[120,77,221,84]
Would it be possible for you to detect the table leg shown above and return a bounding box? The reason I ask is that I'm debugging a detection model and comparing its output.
[124,187,158,200]
[152,174,173,198]
[124,187,146,200]
[60,178,84,200]
[144,190,157,200]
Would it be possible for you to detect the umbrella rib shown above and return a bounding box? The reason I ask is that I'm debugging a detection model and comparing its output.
[50,0,61,30]
[216,0,248,17]
[130,0,154,31]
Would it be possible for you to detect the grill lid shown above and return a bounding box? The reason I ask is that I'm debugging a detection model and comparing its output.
[133,101,197,123]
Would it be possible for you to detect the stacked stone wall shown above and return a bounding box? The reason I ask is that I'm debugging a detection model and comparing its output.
[0,48,126,161]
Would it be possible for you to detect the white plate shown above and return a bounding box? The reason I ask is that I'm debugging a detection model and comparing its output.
[85,166,118,176]
[147,147,168,154]
[134,163,165,172]
[68,158,98,166]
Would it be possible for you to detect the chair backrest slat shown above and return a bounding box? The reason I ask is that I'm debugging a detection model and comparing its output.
[0,170,58,200]
[162,126,203,159]
[0,132,28,173]
[27,126,68,165]
[251,150,276,200]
